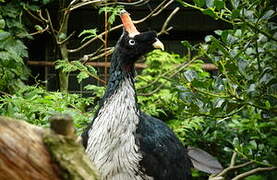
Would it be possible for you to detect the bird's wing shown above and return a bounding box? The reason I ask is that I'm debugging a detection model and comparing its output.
[136,113,192,180]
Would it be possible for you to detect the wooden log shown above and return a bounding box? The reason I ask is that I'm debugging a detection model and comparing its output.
[0,116,60,180]
[0,116,99,180]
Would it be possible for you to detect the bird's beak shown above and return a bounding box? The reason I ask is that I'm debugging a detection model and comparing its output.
[120,9,164,51]
[153,38,164,51]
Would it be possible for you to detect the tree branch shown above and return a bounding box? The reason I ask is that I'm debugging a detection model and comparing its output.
[68,0,173,53]
[158,7,180,35]
[138,57,197,96]
[45,9,58,42]
[232,167,277,180]
[57,31,76,45]
[69,0,104,11]
[28,25,49,36]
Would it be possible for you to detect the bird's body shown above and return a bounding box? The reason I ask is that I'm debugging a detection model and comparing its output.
[82,11,192,180]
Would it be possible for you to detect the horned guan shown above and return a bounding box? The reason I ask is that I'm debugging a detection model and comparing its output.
[82,10,195,180]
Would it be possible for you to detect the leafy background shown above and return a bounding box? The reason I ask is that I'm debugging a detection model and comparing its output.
[0,0,276,179]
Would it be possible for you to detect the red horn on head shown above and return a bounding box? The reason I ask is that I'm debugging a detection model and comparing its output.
[120,10,140,37]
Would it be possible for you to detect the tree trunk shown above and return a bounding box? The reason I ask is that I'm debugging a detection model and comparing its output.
[0,116,99,180]
[57,1,70,93]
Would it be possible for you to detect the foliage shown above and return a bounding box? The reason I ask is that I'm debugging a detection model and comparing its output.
[167,0,276,178]
[0,2,30,93]
[78,28,98,43]
[0,0,54,93]
[99,5,124,24]
[136,50,186,116]
[0,0,276,178]
[136,0,277,179]
[0,86,95,133]
[55,59,105,96]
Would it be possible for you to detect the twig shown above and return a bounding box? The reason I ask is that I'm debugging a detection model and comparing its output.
[45,9,58,42]
[68,0,172,53]
[88,48,114,61]
[38,10,48,23]
[80,45,104,62]
[0,90,12,97]
[25,9,44,23]
[104,4,109,83]
[153,0,174,16]
[232,167,277,180]
[28,25,49,36]
[133,0,171,23]
[138,57,197,96]
[158,7,180,35]
[214,152,253,178]
[209,150,276,180]
[119,0,150,6]
[230,151,237,166]
[57,31,76,45]
[69,0,104,11]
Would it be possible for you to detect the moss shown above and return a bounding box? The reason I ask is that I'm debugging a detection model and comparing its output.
[43,132,99,180]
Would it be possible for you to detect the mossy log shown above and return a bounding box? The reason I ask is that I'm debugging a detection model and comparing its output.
[0,116,99,180]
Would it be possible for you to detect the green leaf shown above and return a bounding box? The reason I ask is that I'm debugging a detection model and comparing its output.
[184,70,198,82]
[202,8,216,18]
[0,31,10,41]
[78,29,97,42]
[193,0,205,7]
[214,98,225,108]
[205,35,213,42]
[261,10,275,20]
[231,0,240,9]
[34,25,43,31]
[205,0,214,8]
[0,19,6,29]
[232,9,240,18]
[214,30,223,36]
[181,40,193,49]
[214,0,225,10]
[99,5,124,24]
[77,71,89,83]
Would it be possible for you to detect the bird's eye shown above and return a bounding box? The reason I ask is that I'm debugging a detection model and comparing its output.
[128,39,136,46]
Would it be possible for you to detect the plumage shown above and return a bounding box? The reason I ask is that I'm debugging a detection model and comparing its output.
[82,10,192,180]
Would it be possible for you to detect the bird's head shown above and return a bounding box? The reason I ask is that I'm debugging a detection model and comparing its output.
[115,10,164,65]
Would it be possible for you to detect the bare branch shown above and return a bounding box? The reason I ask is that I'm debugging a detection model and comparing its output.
[213,151,254,178]
[133,0,170,24]
[138,57,197,96]
[38,10,48,23]
[153,0,175,16]
[158,7,180,36]
[81,45,104,62]
[95,0,150,7]
[45,9,58,42]
[88,48,114,61]
[68,0,173,53]
[57,31,76,45]
[28,25,49,36]
[69,0,104,11]
[116,0,150,6]
[232,167,277,180]
[25,9,44,23]
[231,151,237,166]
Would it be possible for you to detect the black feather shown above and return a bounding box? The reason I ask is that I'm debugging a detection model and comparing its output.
[82,30,193,180]
[136,113,192,180]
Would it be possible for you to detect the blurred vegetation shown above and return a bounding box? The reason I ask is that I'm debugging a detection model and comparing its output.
[0,0,276,179]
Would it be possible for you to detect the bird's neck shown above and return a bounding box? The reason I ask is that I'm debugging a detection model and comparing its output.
[103,50,137,101]
[86,51,146,179]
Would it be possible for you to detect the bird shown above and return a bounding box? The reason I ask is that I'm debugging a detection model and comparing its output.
[82,10,221,180]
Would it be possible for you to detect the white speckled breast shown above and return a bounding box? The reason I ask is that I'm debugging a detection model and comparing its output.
[86,78,153,180]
